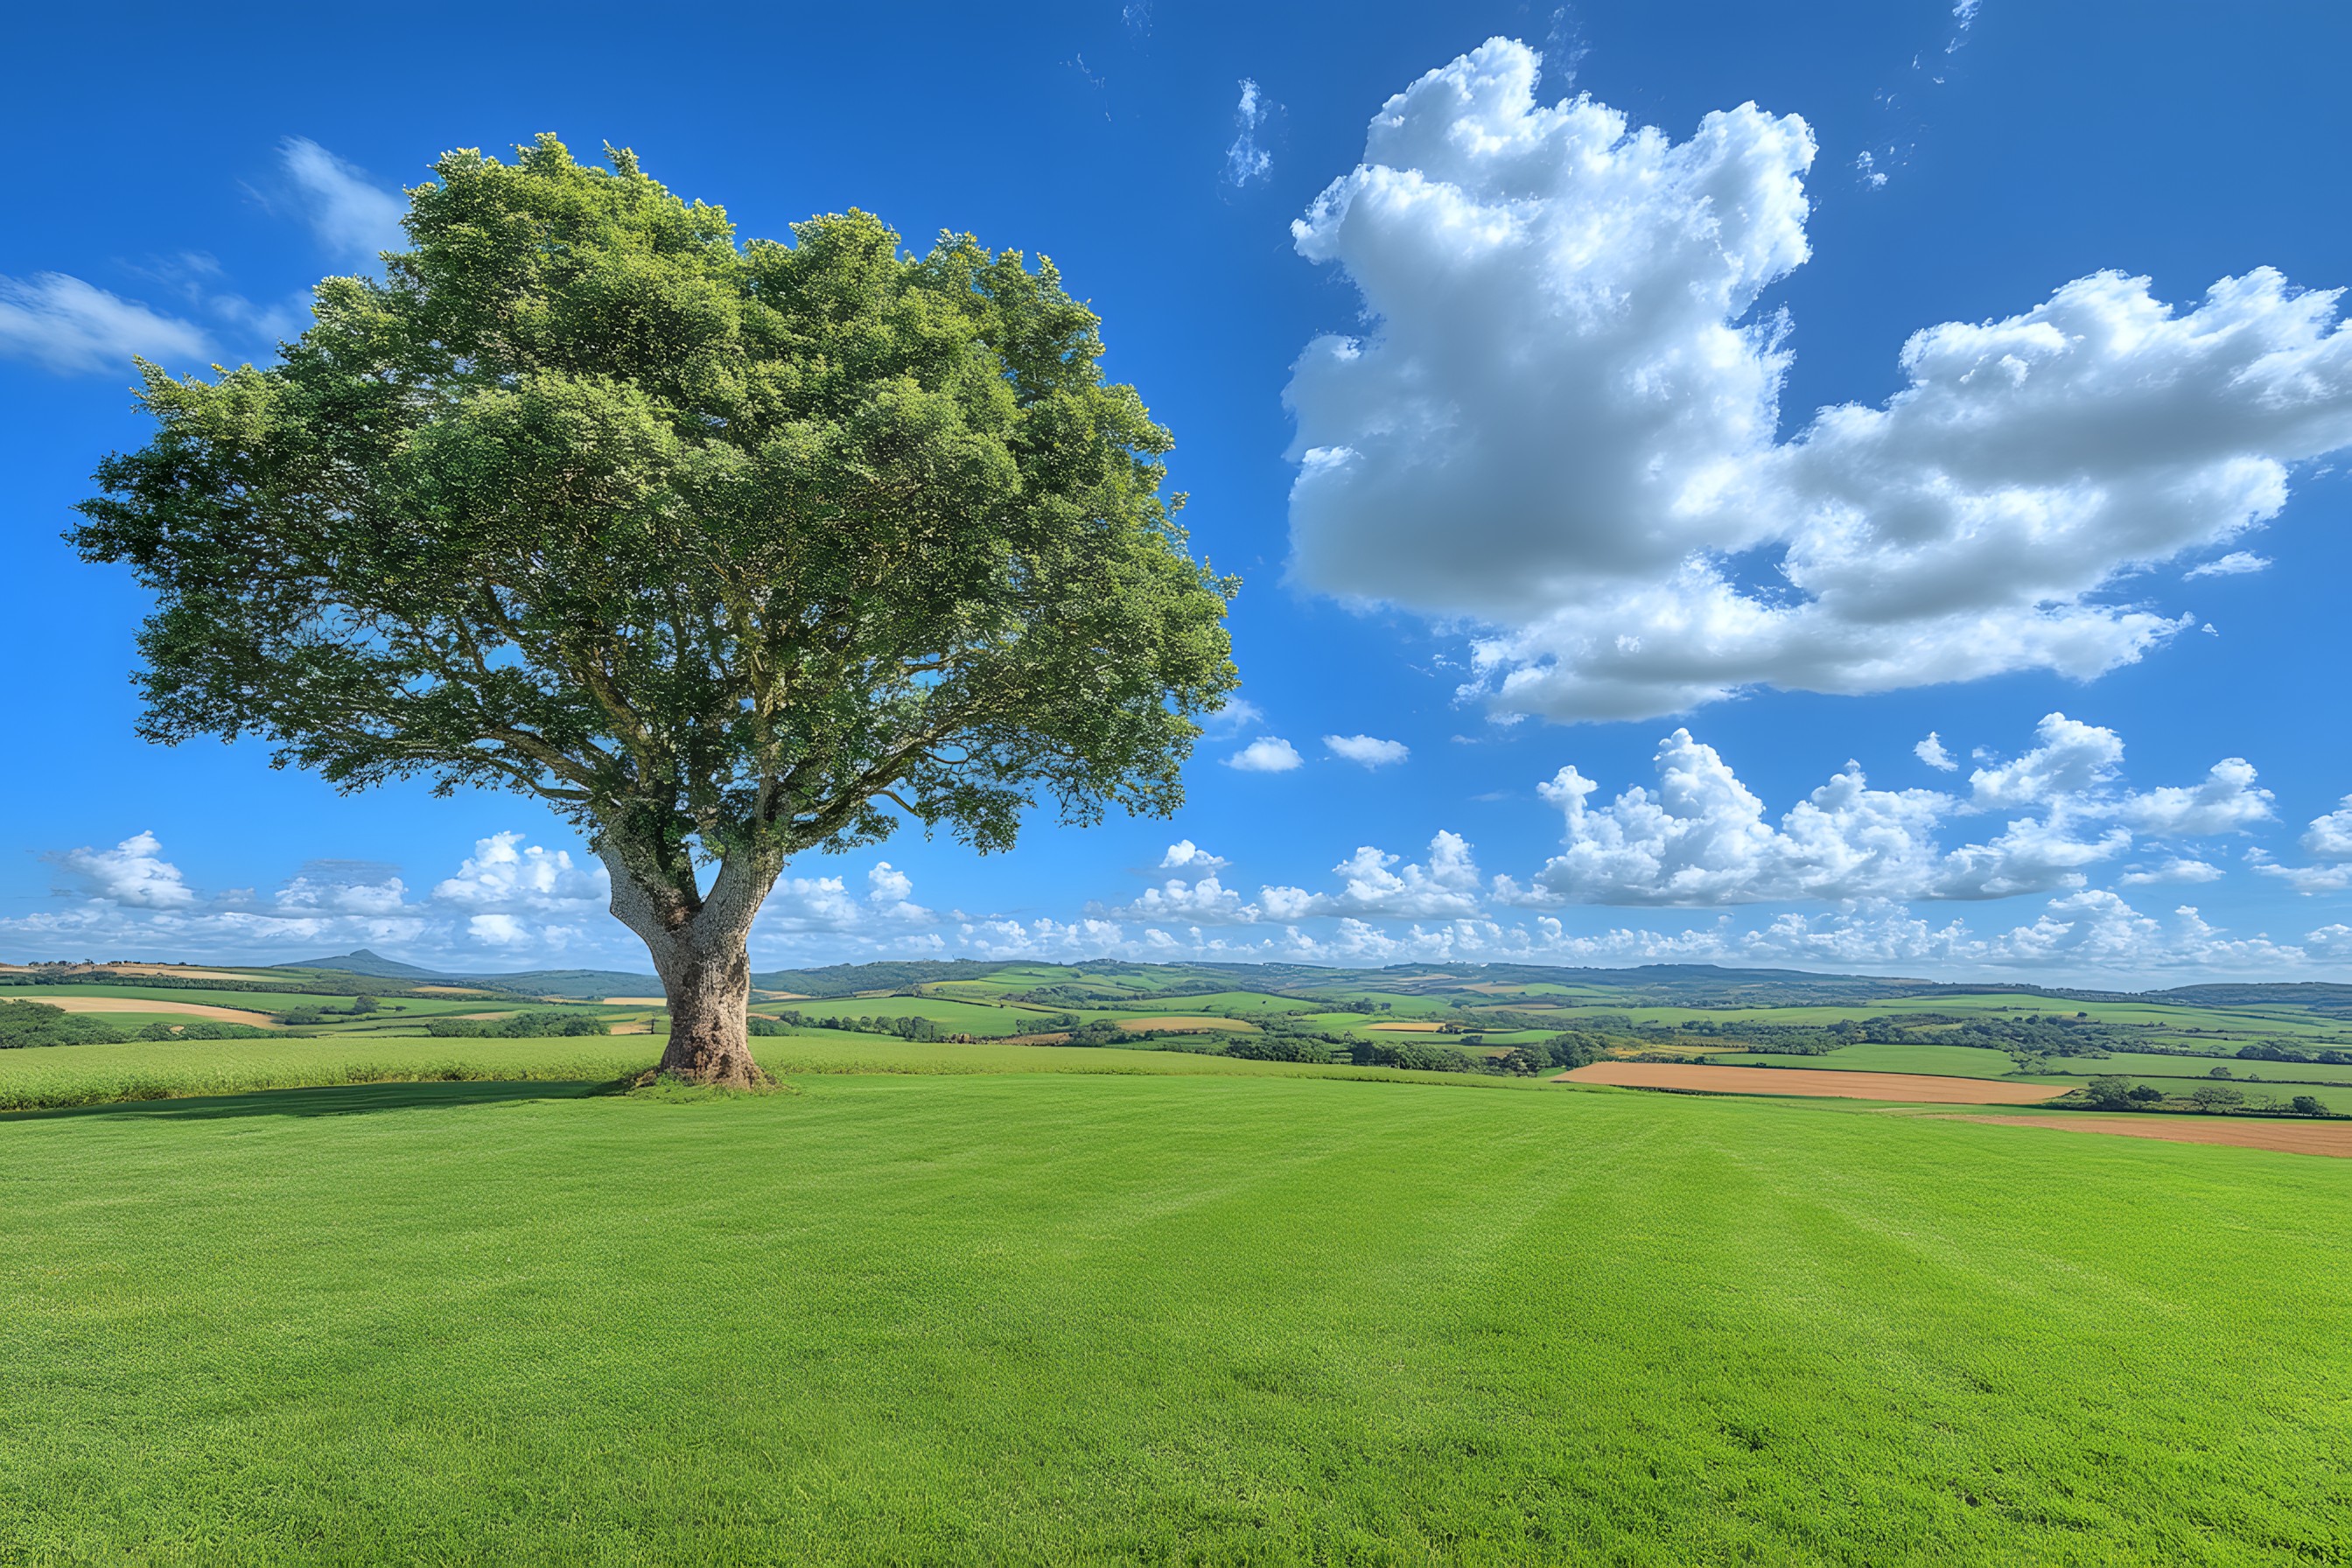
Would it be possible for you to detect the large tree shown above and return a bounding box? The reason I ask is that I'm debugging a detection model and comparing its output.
[74,137,1236,1087]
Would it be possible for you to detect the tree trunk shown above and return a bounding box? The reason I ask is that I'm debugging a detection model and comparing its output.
[599,835,782,1089]
[648,917,762,1088]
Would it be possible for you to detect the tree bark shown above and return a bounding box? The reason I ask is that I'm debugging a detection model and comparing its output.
[599,835,783,1089]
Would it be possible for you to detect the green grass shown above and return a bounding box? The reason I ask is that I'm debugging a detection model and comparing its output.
[0,1033,1540,1112]
[2,1074,2346,1564]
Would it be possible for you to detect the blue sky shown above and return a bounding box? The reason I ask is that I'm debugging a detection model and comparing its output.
[5,0,2350,984]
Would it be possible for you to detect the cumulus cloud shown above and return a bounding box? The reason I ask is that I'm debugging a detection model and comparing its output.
[1225,79,1274,186]
[1316,832,1484,918]
[2248,798,2352,892]
[1104,874,1261,926]
[2300,795,2352,861]
[1198,696,1265,737]
[1159,839,1229,872]
[431,832,607,911]
[280,137,407,261]
[2184,550,2271,579]
[865,862,934,922]
[1284,38,2352,722]
[0,273,212,374]
[1967,713,2124,810]
[1225,736,1305,773]
[1494,725,2148,907]
[1914,732,1958,771]
[51,830,199,908]
[1325,733,1410,767]
[2118,858,2224,886]
[2118,758,2273,836]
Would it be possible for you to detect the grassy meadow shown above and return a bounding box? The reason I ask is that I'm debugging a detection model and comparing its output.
[4,1071,2348,1564]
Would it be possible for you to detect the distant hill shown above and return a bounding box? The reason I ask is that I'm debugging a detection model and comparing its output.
[251,954,2348,1010]
[276,948,452,982]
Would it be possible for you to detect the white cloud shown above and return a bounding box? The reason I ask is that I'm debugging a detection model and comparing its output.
[280,137,407,262]
[1914,732,1957,771]
[1159,839,1230,872]
[2184,550,2271,579]
[2252,857,2352,895]
[1854,150,1888,189]
[1225,736,1305,773]
[52,830,198,908]
[2118,757,2273,836]
[1967,713,2123,810]
[1315,832,1484,918]
[865,862,934,922]
[430,832,607,911]
[1496,726,2129,907]
[0,273,212,374]
[1104,874,1260,926]
[1284,38,2352,723]
[275,872,410,915]
[1324,733,1410,767]
[2300,794,2352,861]
[1198,697,1265,738]
[2118,858,2224,886]
[1225,79,1274,186]
[467,913,532,948]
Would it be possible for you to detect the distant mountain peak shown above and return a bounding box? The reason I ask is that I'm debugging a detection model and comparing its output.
[276,948,447,981]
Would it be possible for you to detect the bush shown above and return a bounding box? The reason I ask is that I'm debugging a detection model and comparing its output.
[1365,1041,1480,1074]
[424,1012,608,1039]
[2291,1095,2328,1116]
[2126,1084,2166,1104]
[2189,1084,2245,1113]
[2082,1075,2136,1111]
[1221,1036,1333,1065]
[0,1000,125,1049]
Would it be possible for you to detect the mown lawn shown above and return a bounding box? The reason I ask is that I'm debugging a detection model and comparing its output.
[2,1071,2347,1564]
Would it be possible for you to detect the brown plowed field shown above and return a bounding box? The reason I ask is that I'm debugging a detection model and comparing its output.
[0,995,279,1026]
[1557,1061,2063,1104]
[1959,1114,2352,1158]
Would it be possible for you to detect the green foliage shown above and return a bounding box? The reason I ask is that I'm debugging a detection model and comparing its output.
[1218,1035,1333,1065]
[2291,1095,2328,1116]
[1362,1040,1481,1074]
[73,137,1237,888]
[2082,1075,2138,1110]
[0,1000,126,1049]
[424,1012,610,1039]
[2190,1084,2247,1112]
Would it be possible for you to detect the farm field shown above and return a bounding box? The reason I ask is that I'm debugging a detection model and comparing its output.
[1559,1060,2066,1104]
[1956,1112,2352,1158]
[4,1073,2347,1564]
[0,1032,1548,1112]
[1708,1044,2352,1108]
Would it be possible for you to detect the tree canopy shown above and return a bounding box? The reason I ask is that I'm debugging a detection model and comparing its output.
[74,136,1237,1082]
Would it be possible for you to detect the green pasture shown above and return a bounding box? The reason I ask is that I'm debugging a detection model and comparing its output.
[754,995,1057,1034]
[3,1073,2346,1564]
[0,1033,1543,1113]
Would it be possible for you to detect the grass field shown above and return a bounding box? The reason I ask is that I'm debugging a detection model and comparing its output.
[0,1033,1549,1112]
[3,1072,2347,1564]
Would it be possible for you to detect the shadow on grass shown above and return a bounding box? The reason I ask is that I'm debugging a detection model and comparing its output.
[2,1078,607,1124]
